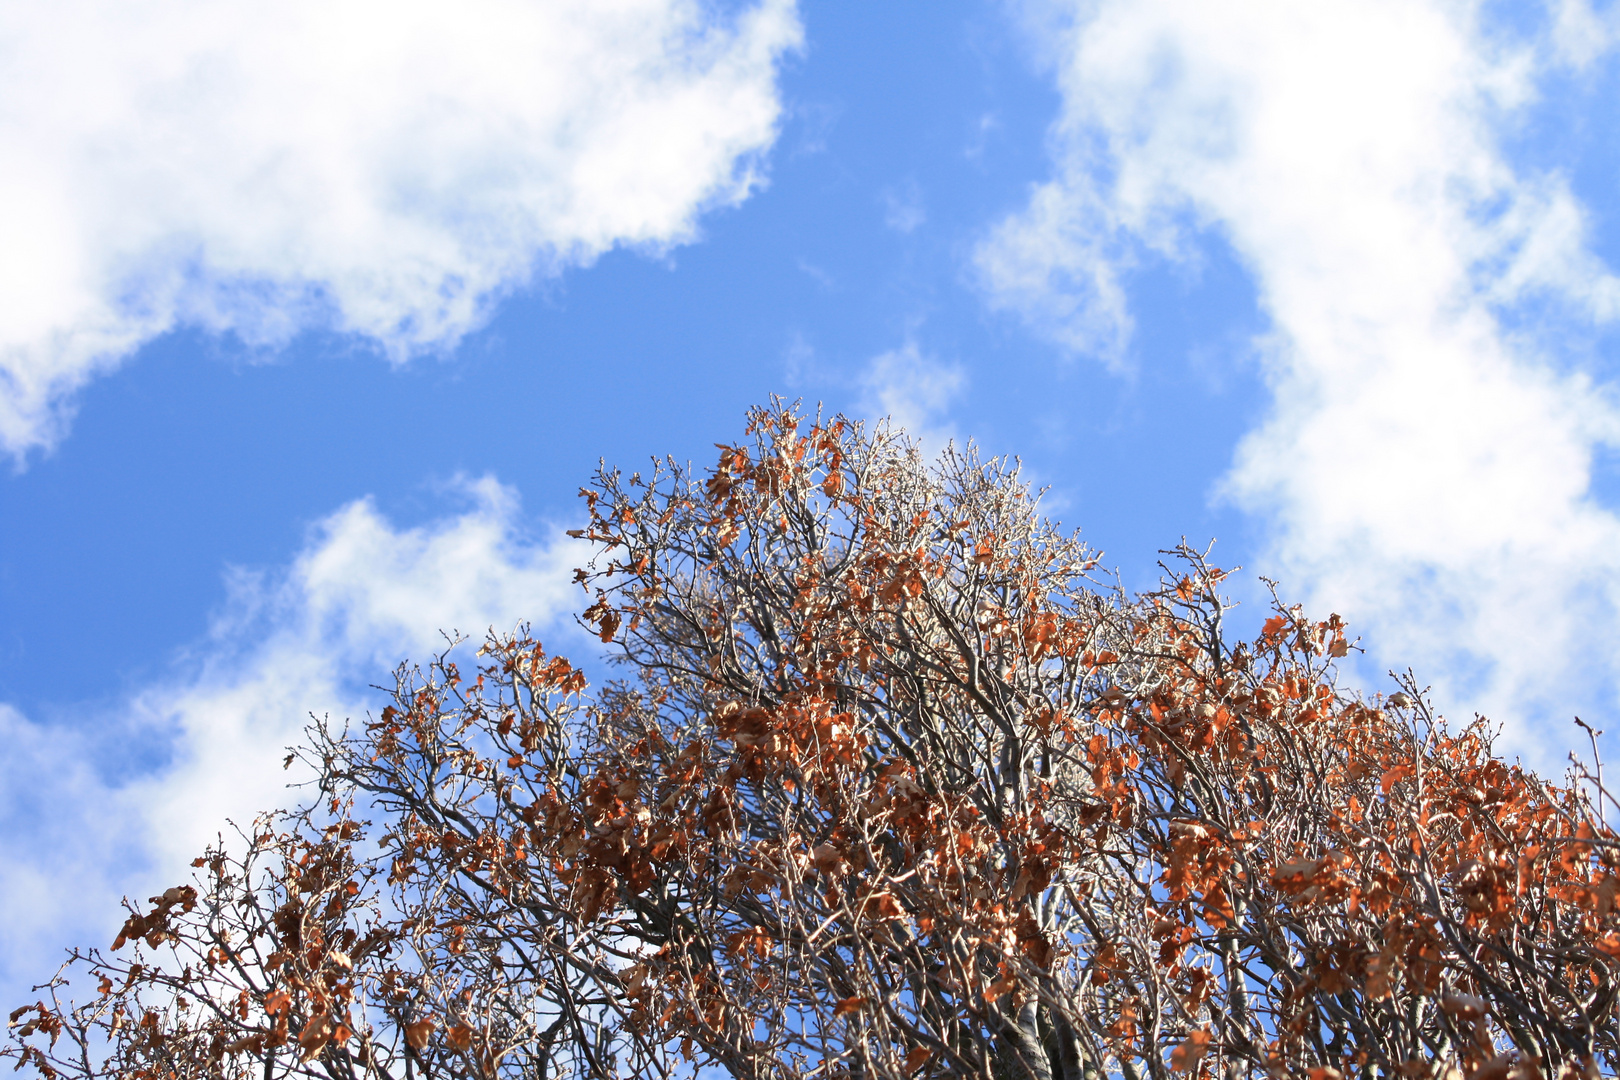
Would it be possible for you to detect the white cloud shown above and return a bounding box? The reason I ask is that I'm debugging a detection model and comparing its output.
[1551,0,1620,68]
[977,176,1135,368]
[0,0,802,458]
[0,479,586,1001]
[859,341,965,458]
[137,478,588,863]
[982,0,1620,756]
[0,705,147,1000]
[881,179,927,234]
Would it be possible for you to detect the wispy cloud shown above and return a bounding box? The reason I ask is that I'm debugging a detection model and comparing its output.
[0,479,585,1001]
[859,341,965,458]
[982,0,1620,756]
[0,0,802,459]
[881,179,927,234]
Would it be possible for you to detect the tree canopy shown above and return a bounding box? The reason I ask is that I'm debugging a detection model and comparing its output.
[7,404,1620,1080]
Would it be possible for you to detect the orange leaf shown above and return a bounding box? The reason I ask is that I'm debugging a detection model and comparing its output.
[297,1013,335,1062]
[1170,1028,1211,1071]
[866,891,905,920]
[404,1017,435,1051]
[983,970,1018,1004]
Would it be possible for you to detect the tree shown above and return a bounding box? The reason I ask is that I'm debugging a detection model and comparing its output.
[7,403,1620,1080]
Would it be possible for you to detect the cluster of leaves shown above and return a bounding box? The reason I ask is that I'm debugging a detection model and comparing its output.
[7,403,1620,1080]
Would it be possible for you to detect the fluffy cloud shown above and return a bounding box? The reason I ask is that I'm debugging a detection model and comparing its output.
[982,0,1620,751]
[0,479,586,1001]
[0,0,801,457]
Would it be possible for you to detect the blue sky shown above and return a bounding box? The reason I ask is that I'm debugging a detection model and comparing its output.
[4,0,1620,999]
